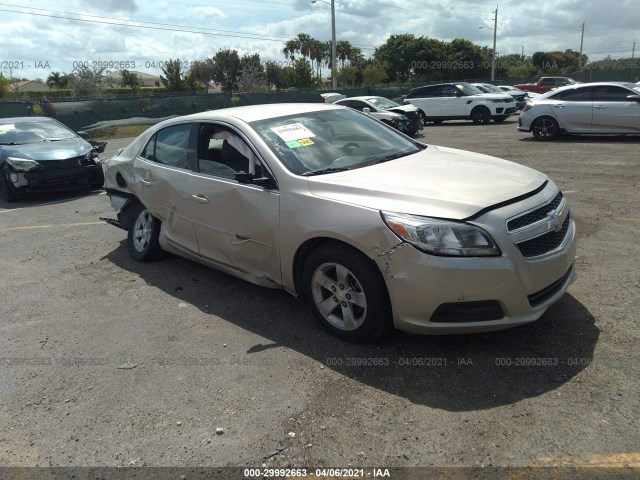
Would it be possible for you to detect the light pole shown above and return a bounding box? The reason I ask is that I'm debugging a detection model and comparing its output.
[479,6,498,82]
[311,0,337,89]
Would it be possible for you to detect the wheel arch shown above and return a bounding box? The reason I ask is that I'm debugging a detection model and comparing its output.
[291,236,387,299]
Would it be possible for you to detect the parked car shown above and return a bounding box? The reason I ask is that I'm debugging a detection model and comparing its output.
[514,77,579,94]
[518,82,640,140]
[404,82,517,124]
[499,85,540,102]
[0,117,104,202]
[104,103,576,341]
[483,85,527,110]
[322,94,423,136]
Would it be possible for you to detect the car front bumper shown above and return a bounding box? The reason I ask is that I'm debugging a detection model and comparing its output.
[376,186,577,334]
[3,163,103,194]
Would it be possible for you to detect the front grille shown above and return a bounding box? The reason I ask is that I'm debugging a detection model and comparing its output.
[508,191,564,231]
[431,300,504,323]
[40,156,85,173]
[516,214,571,258]
[528,265,574,307]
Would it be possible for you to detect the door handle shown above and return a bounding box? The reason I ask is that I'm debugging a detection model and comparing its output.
[594,105,607,109]
[231,234,251,246]
[190,194,209,203]
[552,104,565,108]
[140,179,151,186]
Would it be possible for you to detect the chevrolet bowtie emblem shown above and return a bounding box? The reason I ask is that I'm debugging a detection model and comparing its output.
[547,211,562,232]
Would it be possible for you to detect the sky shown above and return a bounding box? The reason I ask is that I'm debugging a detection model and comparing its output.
[0,0,638,81]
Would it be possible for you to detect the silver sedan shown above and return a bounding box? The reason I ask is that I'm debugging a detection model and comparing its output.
[518,81,640,140]
[104,103,576,341]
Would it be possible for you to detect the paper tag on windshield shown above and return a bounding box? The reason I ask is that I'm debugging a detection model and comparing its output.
[0,124,16,131]
[271,123,316,143]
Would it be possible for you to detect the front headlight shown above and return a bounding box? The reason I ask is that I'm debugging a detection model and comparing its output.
[5,157,40,172]
[382,211,501,257]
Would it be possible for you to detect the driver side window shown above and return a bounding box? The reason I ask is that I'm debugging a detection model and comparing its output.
[197,125,263,180]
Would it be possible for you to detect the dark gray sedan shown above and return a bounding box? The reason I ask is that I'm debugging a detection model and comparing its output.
[0,117,104,202]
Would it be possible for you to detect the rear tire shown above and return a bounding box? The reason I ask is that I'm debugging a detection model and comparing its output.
[471,106,492,125]
[302,243,392,342]
[531,116,559,141]
[127,203,163,262]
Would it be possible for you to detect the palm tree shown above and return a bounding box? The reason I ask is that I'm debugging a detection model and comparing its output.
[283,39,300,61]
[46,71,69,89]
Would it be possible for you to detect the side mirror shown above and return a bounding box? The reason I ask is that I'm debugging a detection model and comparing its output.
[363,107,371,114]
[627,95,640,102]
[77,131,88,139]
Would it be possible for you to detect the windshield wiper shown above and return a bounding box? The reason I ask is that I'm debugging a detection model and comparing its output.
[367,151,415,166]
[301,167,352,176]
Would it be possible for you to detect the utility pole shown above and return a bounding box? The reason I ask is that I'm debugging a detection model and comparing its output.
[632,42,636,59]
[491,5,497,82]
[578,21,585,70]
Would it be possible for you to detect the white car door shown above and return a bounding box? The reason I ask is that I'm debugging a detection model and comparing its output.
[440,84,467,116]
[591,85,640,133]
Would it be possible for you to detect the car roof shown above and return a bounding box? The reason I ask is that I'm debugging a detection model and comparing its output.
[169,103,344,124]
[552,81,635,90]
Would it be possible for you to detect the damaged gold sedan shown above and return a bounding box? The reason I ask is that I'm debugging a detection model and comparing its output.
[103,103,576,341]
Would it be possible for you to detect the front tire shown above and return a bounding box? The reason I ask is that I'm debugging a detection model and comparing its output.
[0,173,18,202]
[302,243,392,342]
[471,106,492,125]
[531,116,559,141]
[127,203,163,262]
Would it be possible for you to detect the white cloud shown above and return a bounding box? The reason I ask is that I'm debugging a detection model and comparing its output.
[1,0,638,80]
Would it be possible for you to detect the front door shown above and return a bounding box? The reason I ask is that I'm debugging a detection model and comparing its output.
[185,123,281,284]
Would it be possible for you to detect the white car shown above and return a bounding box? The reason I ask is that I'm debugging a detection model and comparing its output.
[103,103,576,341]
[404,82,517,124]
[322,94,423,136]
[518,82,640,140]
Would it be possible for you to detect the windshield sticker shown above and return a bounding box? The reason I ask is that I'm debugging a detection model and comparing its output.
[271,123,316,143]
[299,138,314,146]
[286,140,302,148]
[0,124,16,132]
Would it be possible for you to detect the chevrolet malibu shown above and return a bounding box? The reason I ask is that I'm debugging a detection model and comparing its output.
[103,104,576,342]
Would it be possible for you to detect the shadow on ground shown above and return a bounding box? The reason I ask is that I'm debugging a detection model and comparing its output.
[0,188,103,210]
[104,241,598,412]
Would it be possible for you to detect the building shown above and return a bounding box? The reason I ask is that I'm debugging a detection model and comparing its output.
[105,71,163,88]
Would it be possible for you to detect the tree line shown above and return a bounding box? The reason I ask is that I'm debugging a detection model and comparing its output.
[6,31,629,99]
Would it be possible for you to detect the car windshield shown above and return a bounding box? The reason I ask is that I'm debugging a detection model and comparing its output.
[250,108,423,175]
[566,78,577,85]
[455,82,484,95]
[0,120,76,145]
[478,84,503,94]
[366,97,400,110]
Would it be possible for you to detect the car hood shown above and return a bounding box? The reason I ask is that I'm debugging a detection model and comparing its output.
[306,145,547,220]
[0,138,92,160]
[385,104,419,115]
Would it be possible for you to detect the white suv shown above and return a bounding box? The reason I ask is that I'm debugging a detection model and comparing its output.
[404,82,517,124]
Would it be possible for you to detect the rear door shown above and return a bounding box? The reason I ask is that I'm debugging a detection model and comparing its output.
[134,123,199,254]
[547,86,593,131]
[591,85,640,132]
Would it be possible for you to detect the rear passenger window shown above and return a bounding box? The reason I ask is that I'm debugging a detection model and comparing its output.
[153,124,191,169]
[553,87,591,101]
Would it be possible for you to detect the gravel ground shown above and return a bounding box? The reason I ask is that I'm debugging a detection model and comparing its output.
[0,119,638,475]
